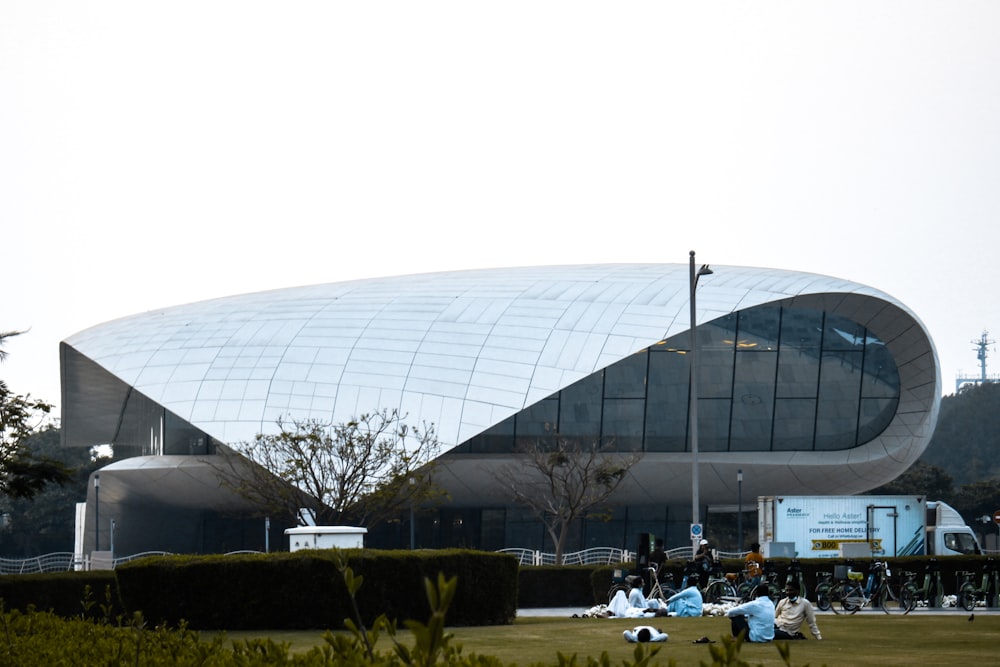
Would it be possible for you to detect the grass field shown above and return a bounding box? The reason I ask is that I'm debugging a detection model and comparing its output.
[220,612,1000,666]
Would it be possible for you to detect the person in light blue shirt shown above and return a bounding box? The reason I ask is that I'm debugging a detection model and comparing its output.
[665,585,703,617]
[725,584,775,642]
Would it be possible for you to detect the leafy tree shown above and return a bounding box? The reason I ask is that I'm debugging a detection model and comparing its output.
[0,428,109,557]
[491,432,639,565]
[217,409,443,527]
[0,330,71,500]
[866,461,955,501]
[949,479,1000,524]
[922,382,1000,485]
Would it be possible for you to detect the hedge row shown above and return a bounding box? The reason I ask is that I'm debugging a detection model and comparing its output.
[0,549,517,630]
[2,553,991,628]
[0,571,117,619]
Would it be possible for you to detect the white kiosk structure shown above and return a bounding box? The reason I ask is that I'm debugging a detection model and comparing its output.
[285,526,367,551]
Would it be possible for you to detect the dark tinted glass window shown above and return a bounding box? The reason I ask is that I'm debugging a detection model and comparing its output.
[698,398,731,452]
[776,346,821,398]
[862,341,900,398]
[824,314,867,350]
[515,398,558,447]
[858,396,898,443]
[780,308,823,350]
[559,372,603,437]
[773,398,816,451]
[602,398,644,450]
[605,352,647,399]
[450,304,900,456]
[737,307,780,350]
[459,415,515,454]
[698,315,736,399]
[645,347,689,452]
[730,350,777,451]
[816,350,862,449]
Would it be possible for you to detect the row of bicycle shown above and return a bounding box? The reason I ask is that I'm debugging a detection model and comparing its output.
[609,559,797,606]
[610,556,1000,614]
[815,557,1000,614]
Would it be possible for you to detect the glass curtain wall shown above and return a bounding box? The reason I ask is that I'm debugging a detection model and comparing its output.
[396,305,904,552]
[458,304,900,455]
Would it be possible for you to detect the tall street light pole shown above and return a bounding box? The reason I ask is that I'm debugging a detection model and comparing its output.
[93,474,100,552]
[409,477,416,550]
[689,251,713,558]
[737,469,744,552]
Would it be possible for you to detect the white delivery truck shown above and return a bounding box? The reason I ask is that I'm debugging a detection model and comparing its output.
[757,495,982,558]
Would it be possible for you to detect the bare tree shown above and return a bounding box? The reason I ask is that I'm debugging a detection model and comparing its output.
[491,432,638,564]
[216,408,443,527]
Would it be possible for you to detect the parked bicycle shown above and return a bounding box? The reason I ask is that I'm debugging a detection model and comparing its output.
[785,559,806,598]
[956,557,1000,611]
[702,562,739,603]
[831,560,912,614]
[678,559,701,591]
[608,566,678,604]
[760,560,784,602]
[814,570,833,611]
[734,566,759,602]
[900,557,944,612]
[648,565,679,602]
[607,567,633,603]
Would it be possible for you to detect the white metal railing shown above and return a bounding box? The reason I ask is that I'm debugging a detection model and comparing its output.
[0,552,81,575]
[497,547,630,566]
[16,545,995,574]
[0,550,267,574]
[497,545,751,566]
[666,546,696,560]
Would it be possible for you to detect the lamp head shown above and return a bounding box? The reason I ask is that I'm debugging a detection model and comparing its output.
[697,264,713,277]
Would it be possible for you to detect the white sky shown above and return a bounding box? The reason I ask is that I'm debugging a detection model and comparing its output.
[3,2,1000,419]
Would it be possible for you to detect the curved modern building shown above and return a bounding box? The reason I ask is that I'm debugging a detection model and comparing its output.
[61,264,941,555]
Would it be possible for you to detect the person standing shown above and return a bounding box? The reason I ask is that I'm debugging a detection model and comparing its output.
[694,540,715,573]
[773,582,822,640]
[650,538,667,571]
[745,542,765,586]
[725,584,775,643]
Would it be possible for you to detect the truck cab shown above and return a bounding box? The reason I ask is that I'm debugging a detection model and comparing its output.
[927,501,982,555]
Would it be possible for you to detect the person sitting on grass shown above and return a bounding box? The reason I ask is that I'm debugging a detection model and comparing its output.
[773,582,822,640]
[623,626,668,643]
[608,575,668,618]
[725,584,775,643]
[665,585,703,617]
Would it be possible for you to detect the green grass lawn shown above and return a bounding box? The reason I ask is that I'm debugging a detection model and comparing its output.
[218,612,1000,666]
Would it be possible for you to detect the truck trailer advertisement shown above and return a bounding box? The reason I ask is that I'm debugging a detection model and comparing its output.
[759,495,927,558]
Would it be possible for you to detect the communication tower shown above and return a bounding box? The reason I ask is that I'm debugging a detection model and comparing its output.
[956,331,1000,392]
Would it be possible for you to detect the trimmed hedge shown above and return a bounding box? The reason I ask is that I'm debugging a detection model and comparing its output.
[516,565,597,607]
[0,571,118,619]
[114,548,517,630]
